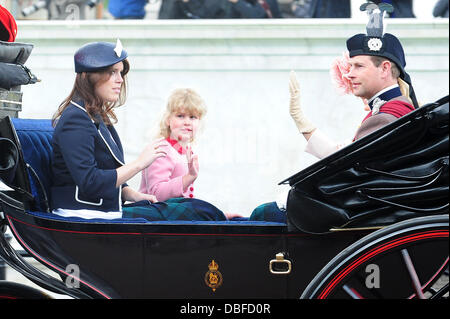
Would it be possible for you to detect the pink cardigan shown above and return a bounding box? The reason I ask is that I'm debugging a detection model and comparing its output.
[139,140,194,202]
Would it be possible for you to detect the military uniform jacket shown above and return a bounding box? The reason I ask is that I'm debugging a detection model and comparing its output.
[50,100,127,212]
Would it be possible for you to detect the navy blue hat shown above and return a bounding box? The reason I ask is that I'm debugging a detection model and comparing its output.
[346,33,406,78]
[74,40,128,73]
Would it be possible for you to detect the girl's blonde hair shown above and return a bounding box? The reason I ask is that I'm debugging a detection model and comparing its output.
[158,88,207,140]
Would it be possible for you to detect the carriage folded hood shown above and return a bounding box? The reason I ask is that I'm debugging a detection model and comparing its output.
[281,96,449,234]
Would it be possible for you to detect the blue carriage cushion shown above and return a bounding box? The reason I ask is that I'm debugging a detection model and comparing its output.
[27,210,285,226]
[11,118,54,212]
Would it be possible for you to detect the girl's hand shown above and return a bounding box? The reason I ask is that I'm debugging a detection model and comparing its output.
[224,212,244,220]
[362,97,370,111]
[186,144,199,178]
[182,144,198,190]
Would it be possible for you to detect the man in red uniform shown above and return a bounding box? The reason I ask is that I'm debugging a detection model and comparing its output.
[289,3,418,159]
[251,4,421,222]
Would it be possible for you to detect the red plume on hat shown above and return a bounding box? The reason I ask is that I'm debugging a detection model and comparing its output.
[0,5,17,42]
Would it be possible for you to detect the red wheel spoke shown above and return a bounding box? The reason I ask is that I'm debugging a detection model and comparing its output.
[401,249,425,299]
[342,285,364,299]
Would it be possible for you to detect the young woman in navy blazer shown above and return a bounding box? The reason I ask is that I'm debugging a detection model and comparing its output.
[50,41,166,218]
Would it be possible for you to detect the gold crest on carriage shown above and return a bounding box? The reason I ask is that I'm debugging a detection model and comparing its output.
[204,260,223,292]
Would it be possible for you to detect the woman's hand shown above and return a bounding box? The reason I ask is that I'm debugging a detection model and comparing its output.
[289,71,316,136]
[116,138,167,187]
[132,192,158,203]
[122,186,158,203]
[136,138,167,170]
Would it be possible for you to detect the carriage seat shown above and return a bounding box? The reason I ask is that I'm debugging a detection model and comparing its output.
[0,116,285,226]
[0,117,53,212]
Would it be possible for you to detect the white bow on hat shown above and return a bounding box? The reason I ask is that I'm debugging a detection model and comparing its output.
[114,39,123,58]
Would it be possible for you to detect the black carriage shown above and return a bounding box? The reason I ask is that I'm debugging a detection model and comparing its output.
[0,95,448,300]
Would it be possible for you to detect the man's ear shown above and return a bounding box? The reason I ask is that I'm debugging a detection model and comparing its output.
[381,60,392,79]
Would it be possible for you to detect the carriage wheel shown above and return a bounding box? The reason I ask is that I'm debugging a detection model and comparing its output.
[301,215,449,299]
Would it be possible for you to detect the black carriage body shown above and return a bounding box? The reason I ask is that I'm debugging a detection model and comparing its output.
[4,206,367,298]
[0,96,448,299]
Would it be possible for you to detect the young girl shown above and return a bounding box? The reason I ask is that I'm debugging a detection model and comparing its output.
[139,88,205,202]
[138,88,242,220]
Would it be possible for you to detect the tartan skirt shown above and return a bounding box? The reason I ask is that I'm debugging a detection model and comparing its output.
[248,201,286,223]
[122,197,227,221]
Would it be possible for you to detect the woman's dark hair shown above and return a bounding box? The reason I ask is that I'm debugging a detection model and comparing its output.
[52,59,130,126]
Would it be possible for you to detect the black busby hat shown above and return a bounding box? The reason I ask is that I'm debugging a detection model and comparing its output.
[346,2,418,108]
[74,39,128,73]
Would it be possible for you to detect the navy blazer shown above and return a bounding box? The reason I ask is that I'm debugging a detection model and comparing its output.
[50,100,127,212]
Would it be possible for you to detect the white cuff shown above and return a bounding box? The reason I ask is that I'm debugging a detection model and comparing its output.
[304,129,341,159]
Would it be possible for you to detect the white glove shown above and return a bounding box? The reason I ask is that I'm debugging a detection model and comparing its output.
[289,71,316,134]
